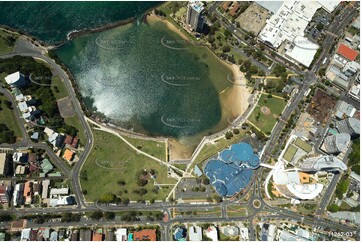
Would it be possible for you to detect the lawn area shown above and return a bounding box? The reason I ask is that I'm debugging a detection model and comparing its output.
[283,145,297,162]
[248,94,287,134]
[51,76,69,100]
[189,129,247,171]
[0,30,16,55]
[174,164,187,171]
[296,203,317,214]
[227,205,249,217]
[64,115,86,147]
[0,94,22,138]
[81,129,176,202]
[122,136,166,161]
[294,138,312,153]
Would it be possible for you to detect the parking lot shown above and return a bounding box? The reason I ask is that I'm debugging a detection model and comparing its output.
[236,3,269,35]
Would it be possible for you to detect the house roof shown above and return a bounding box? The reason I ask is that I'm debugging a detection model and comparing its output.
[23,181,32,197]
[230,3,240,16]
[92,232,103,241]
[28,153,37,163]
[337,44,359,61]
[41,159,53,174]
[71,136,79,148]
[133,229,157,241]
[5,71,21,85]
[62,149,74,161]
[222,1,232,11]
[64,135,73,145]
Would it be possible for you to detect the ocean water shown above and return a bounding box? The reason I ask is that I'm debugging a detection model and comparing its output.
[55,20,233,138]
[0,1,158,44]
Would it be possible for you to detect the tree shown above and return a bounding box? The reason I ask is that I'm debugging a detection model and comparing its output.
[149,169,156,176]
[61,212,72,223]
[328,204,339,212]
[0,213,13,222]
[99,193,116,203]
[316,23,324,31]
[122,197,130,205]
[202,177,210,185]
[225,131,233,139]
[319,68,326,76]
[104,212,115,220]
[117,179,126,186]
[243,60,251,69]
[249,65,258,74]
[222,45,231,53]
[89,211,103,221]
[150,198,155,204]
[137,178,148,187]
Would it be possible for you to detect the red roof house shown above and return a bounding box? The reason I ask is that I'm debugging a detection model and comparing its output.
[337,44,359,61]
[64,135,73,145]
[71,136,79,148]
[133,229,157,241]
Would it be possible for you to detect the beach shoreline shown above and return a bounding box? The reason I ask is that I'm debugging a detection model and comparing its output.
[146,13,190,41]
[147,12,251,120]
[146,13,252,160]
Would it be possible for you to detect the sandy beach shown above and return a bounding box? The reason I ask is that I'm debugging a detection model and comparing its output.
[147,13,190,41]
[225,64,251,116]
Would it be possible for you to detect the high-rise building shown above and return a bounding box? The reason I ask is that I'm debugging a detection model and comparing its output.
[186,1,205,32]
[336,117,360,138]
[322,133,350,154]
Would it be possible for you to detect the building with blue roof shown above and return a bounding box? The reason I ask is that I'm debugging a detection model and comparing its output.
[173,227,187,241]
[204,142,260,197]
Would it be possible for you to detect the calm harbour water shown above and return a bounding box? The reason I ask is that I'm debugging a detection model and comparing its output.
[0,2,235,139]
[55,20,232,138]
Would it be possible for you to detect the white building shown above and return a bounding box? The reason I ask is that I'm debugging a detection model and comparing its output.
[322,133,351,154]
[285,36,319,67]
[259,1,321,48]
[50,187,69,197]
[205,226,218,241]
[49,195,74,207]
[240,227,249,241]
[334,101,356,120]
[5,72,27,87]
[41,179,50,199]
[0,153,6,176]
[273,170,324,200]
[189,226,202,241]
[349,84,360,102]
[329,212,360,224]
[115,228,127,241]
[300,155,347,171]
